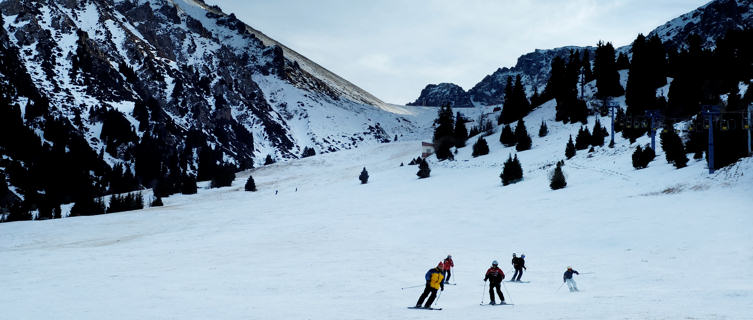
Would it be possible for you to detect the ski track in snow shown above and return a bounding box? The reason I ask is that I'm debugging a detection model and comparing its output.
[1,100,752,319]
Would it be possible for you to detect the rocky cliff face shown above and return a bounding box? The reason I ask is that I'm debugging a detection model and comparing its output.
[407,82,473,108]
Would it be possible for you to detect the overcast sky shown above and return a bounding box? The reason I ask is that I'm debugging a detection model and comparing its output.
[204,0,710,104]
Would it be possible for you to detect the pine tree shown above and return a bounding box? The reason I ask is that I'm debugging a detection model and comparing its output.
[616,52,630,70]
[632,145,644,169]
[211,165,236,188]
[302,147,316,158]
[499,125,516,147]
[499,76,515,124]
[582,50,594,83]
[565,135,576,159]
[550,162,567,190]
[454,112,468,148]
[150,196,163,207]
[632,145,655,169]
[471,136,489,157]
[264,155,275,165]
[416,158,431,179]
[660,127,689,169]
[501,154,523,186]
[625,34,667,118]
[180,174,197,194]
[594,41,624,98]
[512,75,530,120]
[641,145,656,168]
[538,120,548,137]
[575,127,591,150]
[245,175,257,191]
[514,119,532,151]
[359,167,369,184]
[433,103,455,160]
[614,107,626,133]
[591,118,606,147]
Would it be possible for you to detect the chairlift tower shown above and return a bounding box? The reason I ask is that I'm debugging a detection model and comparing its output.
[748,104,752,156]
[645,109,662,151]
[608,101,619,148]
[702,105,721,174]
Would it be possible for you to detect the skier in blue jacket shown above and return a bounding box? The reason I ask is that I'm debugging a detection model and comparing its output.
[415,262,445,308]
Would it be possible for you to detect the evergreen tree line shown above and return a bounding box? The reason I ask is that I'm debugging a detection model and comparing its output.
[542,29,753,170]
[0,22,257,222]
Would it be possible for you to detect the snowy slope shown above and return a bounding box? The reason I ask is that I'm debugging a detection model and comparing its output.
[0,0,424,170]
[1,96,751,319]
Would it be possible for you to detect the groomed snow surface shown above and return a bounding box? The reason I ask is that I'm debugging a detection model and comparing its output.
[1,103,752,319]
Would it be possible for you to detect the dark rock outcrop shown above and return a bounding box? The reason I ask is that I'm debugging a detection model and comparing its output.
[407,83,473,108]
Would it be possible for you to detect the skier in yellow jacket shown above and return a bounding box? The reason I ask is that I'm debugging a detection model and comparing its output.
[415,262,445,308]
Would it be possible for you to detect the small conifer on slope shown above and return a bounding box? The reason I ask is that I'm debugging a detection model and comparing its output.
[500,154,523,186]
[416,159,431,179]
[550,162,567,190]
[359,167,369,184]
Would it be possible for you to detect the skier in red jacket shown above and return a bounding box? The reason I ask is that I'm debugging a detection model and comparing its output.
[442,255,454,284]
[483,260,506,305]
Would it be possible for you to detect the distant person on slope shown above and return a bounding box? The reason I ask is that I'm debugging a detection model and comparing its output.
[563,266,580,292]
[442,255,454,284]
[415,262,445,308]
[483,260,506,305]
[511,253,526,282]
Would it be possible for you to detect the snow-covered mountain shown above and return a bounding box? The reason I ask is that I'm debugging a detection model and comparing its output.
[0,0,422,166]
[649,0,753,49]
[0,0,439,211]
[412,0,753,107]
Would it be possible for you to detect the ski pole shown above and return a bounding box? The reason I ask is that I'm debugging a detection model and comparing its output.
[556,281,565,292]
[501,280,513,304]
[481,281,486,304]
[401,284,424,290]
[580,272,595,275]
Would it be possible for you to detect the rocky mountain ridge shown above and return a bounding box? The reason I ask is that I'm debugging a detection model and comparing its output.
[411,0,753,107]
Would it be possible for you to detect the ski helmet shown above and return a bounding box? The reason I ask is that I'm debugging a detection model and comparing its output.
[567,266,572,270]
[521,254,525,258]
[492,260,498,266]
[512,253,516,257]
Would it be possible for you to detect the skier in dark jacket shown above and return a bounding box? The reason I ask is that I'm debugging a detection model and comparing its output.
[511,253,526,282]
[563,266,579,292]
[483,260,506,304]
[415,262,445,308]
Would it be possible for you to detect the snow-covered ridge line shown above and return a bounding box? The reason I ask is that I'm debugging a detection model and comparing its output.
[180,0,393,112]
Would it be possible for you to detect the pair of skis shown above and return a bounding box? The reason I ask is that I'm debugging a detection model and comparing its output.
[480,302,514,306]
[408,303,514,310]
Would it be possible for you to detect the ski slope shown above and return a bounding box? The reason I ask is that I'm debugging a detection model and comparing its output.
[1,102,752,319]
